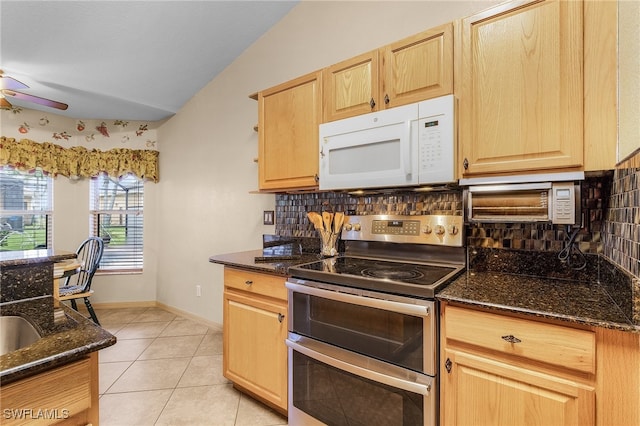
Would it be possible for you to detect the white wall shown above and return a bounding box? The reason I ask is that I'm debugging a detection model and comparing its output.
[0,109,160,304]
[156,1,500,325]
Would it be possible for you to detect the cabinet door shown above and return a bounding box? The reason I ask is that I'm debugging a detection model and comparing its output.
[458,0,584,176]
[380,23,453,109]
[323,50,379,122]
[442,349,595,426]
[223,289,288,411]
[258,71,321,191]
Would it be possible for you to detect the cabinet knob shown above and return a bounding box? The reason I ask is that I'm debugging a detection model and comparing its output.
[278,313,285,323]
[245,280,253,286]
[445,358,452,373]
[501,334,522,344]
[369,98,376,109]
[314,174,319,183]
[463,158,469,170]
[384,94,390,105]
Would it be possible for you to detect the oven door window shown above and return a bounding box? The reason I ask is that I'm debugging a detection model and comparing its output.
[292,350,424,426]
[291,291,425,372]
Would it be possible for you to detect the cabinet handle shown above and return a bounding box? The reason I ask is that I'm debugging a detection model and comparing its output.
[245,280,253,286]
[384,94,390,105]
[501,334,522,344]
[369,98,376,109]
[278,313,285,323]
[463,158,469,170]
[445,358,452,373]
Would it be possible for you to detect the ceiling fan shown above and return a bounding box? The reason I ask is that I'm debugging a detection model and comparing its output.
[0,70,68,110]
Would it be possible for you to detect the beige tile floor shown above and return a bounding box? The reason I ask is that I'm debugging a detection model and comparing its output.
[82,305,288,426]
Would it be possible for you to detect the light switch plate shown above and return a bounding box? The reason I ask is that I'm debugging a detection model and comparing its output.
[263,210,274,225]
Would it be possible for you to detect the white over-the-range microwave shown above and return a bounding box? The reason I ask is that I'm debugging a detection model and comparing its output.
[318,95,455,191]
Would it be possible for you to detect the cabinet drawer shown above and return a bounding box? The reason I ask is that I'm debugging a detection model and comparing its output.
[444,306,595,373]
[224,267,287,301]
[0,358,91,426]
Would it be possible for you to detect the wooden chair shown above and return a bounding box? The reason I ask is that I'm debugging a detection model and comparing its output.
[58,237,104,325]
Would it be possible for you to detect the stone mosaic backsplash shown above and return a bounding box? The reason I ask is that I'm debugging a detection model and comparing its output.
[275,175,608,253]
[274,168,638,279]
[604,165,640,277]
[275,191,462,238]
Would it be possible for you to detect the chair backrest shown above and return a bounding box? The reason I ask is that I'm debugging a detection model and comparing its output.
[64,237,104,291]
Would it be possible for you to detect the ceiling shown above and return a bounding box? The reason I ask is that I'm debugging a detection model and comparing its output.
[0,1,298,122]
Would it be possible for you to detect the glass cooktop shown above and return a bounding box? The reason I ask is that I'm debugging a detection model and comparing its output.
[289,256,464,299]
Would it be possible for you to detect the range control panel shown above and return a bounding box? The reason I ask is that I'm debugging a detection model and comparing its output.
[342,214,464,247]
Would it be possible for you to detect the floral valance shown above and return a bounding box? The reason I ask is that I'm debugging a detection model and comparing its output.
[0,137,159,182]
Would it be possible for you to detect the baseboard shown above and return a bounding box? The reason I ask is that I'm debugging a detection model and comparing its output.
[90,300,222,331]
[156,301,223,331]
[91,301,157,309]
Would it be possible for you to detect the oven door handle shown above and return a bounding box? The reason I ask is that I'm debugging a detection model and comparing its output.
[285,281,430,317]
[287,335,431,396]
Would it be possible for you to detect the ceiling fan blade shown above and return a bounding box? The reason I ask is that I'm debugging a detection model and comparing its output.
[2,89,68,110]
[0,96,12,108]
[0,72,29,90]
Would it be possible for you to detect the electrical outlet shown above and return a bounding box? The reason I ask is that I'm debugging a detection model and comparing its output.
[196,285,201,297]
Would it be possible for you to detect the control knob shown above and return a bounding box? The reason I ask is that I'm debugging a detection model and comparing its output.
[353,223,361,232]
[435,225,445,236]
[448,225,459,235]
[422,225,432,234]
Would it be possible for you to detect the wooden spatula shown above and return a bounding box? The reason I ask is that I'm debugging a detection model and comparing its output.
[307,212,324,230]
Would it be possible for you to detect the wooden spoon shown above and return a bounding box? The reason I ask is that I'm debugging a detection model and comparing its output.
[322,211,333,232]
[333,212,344,233]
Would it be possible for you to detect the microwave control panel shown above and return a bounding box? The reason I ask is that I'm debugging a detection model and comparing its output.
[417,95,454,184]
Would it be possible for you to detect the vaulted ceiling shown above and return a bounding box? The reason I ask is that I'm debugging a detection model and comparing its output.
[0,1,298,121]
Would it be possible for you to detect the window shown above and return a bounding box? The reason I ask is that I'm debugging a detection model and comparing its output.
[0,166,53,251]
[90,174,144,272]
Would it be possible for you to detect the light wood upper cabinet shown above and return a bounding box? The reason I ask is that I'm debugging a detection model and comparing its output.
[258,71,322,191]
[323,23,453,122]
[458,0,584,176]
[381,23,454,109]
[323,50,379,122]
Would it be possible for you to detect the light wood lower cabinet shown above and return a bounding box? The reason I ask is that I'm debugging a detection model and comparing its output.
[443,349,595,426]
[441,303,640,426]
[0,352,99,426]
[223,268,288,414]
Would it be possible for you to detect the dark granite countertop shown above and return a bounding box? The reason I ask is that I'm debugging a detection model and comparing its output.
[209,249,322,275]
[0,296,116,384]
[0,249,77,268]
[437,271,639,333]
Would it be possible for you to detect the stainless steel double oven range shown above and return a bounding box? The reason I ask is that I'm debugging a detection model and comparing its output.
[286,214,465,426]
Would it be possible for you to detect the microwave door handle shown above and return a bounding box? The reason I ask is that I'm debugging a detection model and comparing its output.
[404,120,417,177]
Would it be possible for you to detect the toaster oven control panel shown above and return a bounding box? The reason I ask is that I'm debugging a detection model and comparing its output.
[343,214,464,247]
